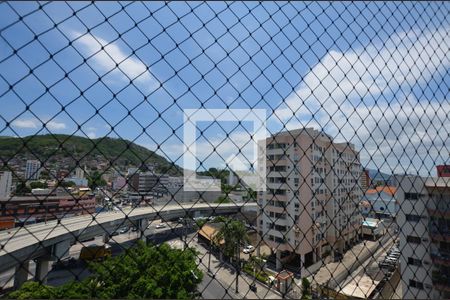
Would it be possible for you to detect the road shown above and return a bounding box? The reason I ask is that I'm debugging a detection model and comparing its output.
[198,272,240,299]
[0,202,255,274]
[308,225,397,290]
[0,221,187,290]
[0,216,279,299]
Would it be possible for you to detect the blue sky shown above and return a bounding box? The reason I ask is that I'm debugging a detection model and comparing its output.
[0,1,449,176]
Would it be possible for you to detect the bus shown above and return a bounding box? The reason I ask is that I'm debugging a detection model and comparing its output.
[79,244,112,261]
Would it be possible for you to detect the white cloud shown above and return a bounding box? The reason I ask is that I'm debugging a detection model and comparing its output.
[87,132,97,139]
[70,30,158,90]
[272,26,450,175]
[46,120,66,130]
[12,119,38,129]
[274,26,449,121]
[12,118,66,130]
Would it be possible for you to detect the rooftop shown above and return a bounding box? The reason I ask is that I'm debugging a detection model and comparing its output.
[425,177,450,188]
[365,186,397,196]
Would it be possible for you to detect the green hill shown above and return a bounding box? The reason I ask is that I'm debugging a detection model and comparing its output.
[0,134,182,176]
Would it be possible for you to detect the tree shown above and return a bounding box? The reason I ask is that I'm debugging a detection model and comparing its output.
[8,242,203,299]
[87,171,106,189]
[213,218,249,294]
[214,195,231,204]
[59,181,76,188]
[39,170,51,180]
[15,182,31,195]
[29,181,48,189]
[214,219,249,258]
[244,187,257,202]
[302,277,312,299]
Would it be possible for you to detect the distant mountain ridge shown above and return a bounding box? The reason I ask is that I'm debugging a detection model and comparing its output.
[0,134,182,176]
[367,168,394,185]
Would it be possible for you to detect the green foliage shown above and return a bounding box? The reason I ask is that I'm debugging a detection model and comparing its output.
[242,260,269,284]
[87,171,107,189]
[15,182,30,195]
[214,195,231,203]
[195,218,208,228]
[197,168,229,185]
[59,181,76,188]
[0,135,182,176]
[221,183,233,194]
[7,282,55,299]
[212,216,227,223]
[302,277,311,298]
[8,242,203,299]
[39,170,50,180]
[29,181,48,189]
[244,187,257,202]
[213,219,249,258]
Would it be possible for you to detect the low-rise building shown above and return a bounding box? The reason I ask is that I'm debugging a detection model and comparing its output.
[437,165,450,177]
[0,188,96,230]
[63,177,88,187]
[360,186,398,219]
[361,218,386,240]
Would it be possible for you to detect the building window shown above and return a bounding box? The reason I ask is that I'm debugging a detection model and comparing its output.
[406,214,422,223]
[405,192,423,200]
[406,235,421,244]
[409,279,424,290]
[407,257,422,266]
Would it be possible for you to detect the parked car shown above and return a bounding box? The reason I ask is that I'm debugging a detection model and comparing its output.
[52,257,78,270]
[131,227,138,232]
[119,226,129,234]
[156,223,167,229]
[333,252,343,262]
[243,245,255,254]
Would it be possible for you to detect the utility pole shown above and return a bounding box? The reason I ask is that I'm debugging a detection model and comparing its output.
[235,239,240,294]
[208,241,211,273]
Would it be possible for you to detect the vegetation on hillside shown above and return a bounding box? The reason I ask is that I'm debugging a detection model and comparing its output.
[0,135,182,176]
[8,242,203,299]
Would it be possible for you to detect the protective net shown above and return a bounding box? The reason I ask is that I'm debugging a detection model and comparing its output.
[0,1,449,299]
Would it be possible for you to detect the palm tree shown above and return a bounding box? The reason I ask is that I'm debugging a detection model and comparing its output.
[213,219,249,294]
[214,219,249,259]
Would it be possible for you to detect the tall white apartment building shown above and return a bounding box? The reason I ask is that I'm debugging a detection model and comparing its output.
[396,175,450,299]
[257,128,363,270]
[0,171,12,199]
[25,160,41,181]
[75,167,85,179]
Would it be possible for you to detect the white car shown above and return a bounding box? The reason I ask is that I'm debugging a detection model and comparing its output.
[156,223,167,229]
[243,245,255,254]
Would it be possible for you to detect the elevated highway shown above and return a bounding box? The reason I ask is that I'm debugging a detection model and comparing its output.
[0,202,256,288]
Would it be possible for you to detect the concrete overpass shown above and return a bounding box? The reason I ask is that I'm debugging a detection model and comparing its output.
[0,202,256,289]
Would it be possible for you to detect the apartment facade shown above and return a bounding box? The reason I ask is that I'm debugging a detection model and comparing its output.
[0,171,12,199]
[361,168,371,191]
[257,128,363,270]
[396,175,450,299]
[25,160,41,181]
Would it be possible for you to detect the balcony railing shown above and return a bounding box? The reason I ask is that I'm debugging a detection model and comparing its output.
[432,272,450,291]
[431,252,450,266]
[428,207,450,219]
